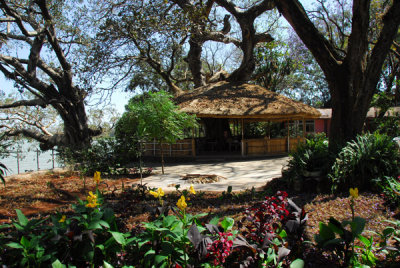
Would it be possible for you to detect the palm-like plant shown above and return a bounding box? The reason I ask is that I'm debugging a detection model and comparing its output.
[0,162,8,186]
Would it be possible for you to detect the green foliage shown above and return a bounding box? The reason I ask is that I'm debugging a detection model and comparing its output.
[372,116,400,138]
[134,213,206,267]
[0,188,310,267]
[372,220,400,265]
[122,91,198,144]
[315,216,369,267]
[370,92,400,137]
[253,41,295,92]
[0,190,124,267]
[330,133,400,192]
[283,133,331,187]
[117,91,198,173]
[59,137,131,175]
[376,176,400,206]
[0,162,7,186]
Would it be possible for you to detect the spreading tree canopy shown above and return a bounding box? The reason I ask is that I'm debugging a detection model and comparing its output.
[0,0,99,150]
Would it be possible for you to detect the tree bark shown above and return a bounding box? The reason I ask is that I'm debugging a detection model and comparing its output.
[187,36,207,87]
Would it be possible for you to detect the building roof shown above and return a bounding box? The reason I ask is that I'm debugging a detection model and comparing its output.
[317,107,400,119]
[175,81,321,120]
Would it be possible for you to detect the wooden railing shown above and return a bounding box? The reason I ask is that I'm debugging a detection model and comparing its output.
[244,137,305,155]
[143,139,195,157]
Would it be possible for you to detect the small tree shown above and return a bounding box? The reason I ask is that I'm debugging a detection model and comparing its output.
[122,91,198,175]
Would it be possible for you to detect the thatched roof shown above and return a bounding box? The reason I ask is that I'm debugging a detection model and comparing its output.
[175,81,321,120]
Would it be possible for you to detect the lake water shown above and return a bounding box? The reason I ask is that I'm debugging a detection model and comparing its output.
[1,142,63,176]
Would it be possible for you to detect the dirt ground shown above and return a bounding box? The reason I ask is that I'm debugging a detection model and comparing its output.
[0,169,139,222]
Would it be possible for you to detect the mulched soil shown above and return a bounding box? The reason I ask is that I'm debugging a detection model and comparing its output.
[1,170,399,266]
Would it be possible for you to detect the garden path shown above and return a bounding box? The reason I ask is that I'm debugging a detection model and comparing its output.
[139,156,289,192]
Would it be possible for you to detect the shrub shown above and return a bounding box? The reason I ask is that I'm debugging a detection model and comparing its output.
[330,133,400,192]
[378,176,400,207]
[0,162,7,186]
[283,133,331,187]
[0,190,125,267]
[59,137,135,175]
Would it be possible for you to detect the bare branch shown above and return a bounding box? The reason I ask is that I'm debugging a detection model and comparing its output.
[0,0,39,36]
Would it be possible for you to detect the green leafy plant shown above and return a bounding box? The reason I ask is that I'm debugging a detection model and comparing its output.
[330,133,400,192]
[371,219,400,265]
[283,133,331,190]
[133,208,207,267]
[315,216,367,267]
[0,190,126,267]
[314,188,379,267]
[377,176,400,206]
[59,137,134,176]
[118,91,198,174]
[0,162,7,186]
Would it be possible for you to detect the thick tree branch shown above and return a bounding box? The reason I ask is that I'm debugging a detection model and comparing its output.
[202,31,241,47]
[0,98,47,109]
[344,0,370,87]
[0,127,52,144]
[365,0,400,99]
[0,54,53,91]
[275,0,341,79]
[35,0,73,86]
[27,34,46,76]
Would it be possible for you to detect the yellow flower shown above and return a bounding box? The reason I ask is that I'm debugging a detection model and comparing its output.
[157,188,165,197]
[149,190,159,198]
[86,201,99,208]
[86,191,99,208]
[150,188,164,198]
[94,171,101,184]
[176,195,187,211]
[189,184,196,195]
[349,188,359,198]
[59,215,66,223]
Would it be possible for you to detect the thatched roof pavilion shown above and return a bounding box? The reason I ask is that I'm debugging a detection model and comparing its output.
[142,82,321,158]
[175,81,320,120]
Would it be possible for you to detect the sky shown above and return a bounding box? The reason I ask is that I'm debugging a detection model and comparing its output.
[0,0,316,117]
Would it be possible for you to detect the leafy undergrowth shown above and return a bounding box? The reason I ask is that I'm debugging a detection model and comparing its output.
[0,170,399,266]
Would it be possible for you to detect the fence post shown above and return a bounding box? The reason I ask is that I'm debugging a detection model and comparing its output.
[17,150,20,174]
[52,149,55,169]
[37,149,40,170]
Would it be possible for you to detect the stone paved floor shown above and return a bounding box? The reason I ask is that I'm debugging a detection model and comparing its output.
[139,156,289,192]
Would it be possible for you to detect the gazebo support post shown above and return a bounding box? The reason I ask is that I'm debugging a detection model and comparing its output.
[241,118,245,156]
[287,120,290,153]
[191,128,196,157]
[302,118,306,140]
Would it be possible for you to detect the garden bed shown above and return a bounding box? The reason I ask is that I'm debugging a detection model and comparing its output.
[0,170,399,266]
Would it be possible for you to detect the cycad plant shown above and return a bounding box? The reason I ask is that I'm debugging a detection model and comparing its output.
[330,133,400,192]
[0,162,7,186]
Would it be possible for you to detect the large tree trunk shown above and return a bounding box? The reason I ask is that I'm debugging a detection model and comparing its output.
[328,74,372,150]
[51,99,97,151]
[276,0,400,151]
[187,37,207,88]
[228,17,257,82]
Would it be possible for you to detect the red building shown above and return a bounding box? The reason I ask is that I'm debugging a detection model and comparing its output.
[314,107,400,137]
